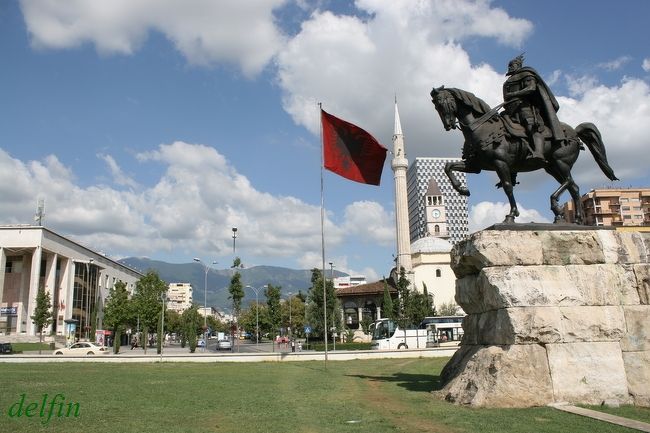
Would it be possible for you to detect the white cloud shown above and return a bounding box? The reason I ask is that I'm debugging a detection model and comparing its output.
[276,1,650,190]
[341,200,394,246]
[98,153,139,189]
[597,56,632,71]
[565,74,600,97]
[643,58,650,72]
[276,1,531,162]
[468,201,550,232]
[0,143,398,272]
[19,0,287,77]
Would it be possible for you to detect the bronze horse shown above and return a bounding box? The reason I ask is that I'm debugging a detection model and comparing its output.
[430,86,618,223]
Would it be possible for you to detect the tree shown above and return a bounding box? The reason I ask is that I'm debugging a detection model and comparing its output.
[31,289,53,354]
[228,258,245,318]
[265,284,281,337]
[165,310,183,337]
[305,269,341,340]
[282,295,305,337]
[182,305,202,353]
[103,281,131,354]
[381,278,394,320]
[360,315,374,336]
[132,270,167,354]
[438,301,460,316]
[422,282,436,317]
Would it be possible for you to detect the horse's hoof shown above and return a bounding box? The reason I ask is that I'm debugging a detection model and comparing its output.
[459,188,470,197]
[503,216,516,224]
[553,216,565,224]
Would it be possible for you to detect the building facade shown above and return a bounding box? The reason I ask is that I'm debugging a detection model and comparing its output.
[333,275,367,289]
[406,157,469,245]
[167,283,193,314]
[0,225,142,340]
[563,188,650,227]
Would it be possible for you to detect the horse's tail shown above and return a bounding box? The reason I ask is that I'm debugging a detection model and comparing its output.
[576,122,619,181]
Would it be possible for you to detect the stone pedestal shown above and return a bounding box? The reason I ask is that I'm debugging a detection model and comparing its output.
[438,228,650,407]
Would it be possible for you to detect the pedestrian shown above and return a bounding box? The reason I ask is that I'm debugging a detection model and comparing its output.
[291,339,295,352]
[297,341,302,352]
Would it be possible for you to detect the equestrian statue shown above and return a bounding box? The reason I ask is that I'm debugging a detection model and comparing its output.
[430,55,618,224]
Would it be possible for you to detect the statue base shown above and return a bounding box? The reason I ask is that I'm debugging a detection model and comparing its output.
[437,228,650,407]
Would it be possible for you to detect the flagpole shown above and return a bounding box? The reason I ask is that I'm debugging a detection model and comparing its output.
[319,102,329,366]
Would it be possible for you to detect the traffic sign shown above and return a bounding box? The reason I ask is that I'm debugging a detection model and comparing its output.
[304,326,312,335]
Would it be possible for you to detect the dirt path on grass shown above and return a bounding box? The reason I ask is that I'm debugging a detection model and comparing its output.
[359,370,460,433]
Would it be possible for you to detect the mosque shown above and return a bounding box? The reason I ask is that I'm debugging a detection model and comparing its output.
[336,103,469,333]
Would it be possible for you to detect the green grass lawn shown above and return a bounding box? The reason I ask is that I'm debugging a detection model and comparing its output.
[0,358,647,433]
[7,342,52,353]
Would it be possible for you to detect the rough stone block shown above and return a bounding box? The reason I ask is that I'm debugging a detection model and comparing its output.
[597,230,648,264]
[620,306,650,352]
[463,306,624,345]
[438,344,554,407]
[456,265,637,314]
[622,351,650,406]
[538,231,605,265]
[546,342,631,405]
[451,231,543,278]
[633,264,650,304]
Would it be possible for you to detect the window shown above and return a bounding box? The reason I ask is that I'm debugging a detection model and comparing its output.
[436,269,442,277]
[434,225,440,234]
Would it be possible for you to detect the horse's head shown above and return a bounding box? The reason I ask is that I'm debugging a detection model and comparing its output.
[430,86,457,131]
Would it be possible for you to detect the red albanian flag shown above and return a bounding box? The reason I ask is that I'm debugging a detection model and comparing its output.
[321,109,387,186]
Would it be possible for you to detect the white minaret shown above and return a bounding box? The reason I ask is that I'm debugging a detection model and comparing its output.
[391,101,412,272]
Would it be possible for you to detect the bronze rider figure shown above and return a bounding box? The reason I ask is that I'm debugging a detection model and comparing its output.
[502,54,565,162]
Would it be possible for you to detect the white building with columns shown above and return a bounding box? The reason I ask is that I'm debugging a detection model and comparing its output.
[0,225,141,340]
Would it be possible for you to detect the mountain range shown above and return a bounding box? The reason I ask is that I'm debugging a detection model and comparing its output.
[118,257,345,312]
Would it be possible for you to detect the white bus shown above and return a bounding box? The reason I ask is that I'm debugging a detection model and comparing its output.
[419,316,465,342]
[370,316,464,350]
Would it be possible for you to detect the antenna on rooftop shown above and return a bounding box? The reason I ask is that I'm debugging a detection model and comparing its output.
[34,198,45,226]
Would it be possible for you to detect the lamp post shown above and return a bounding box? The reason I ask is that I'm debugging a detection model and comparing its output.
[287,292,293,338]
[231,227,238,255]
[160,292,166,362]
[245,285,266,346]
[329,262,334,280]
[193,258,217,352]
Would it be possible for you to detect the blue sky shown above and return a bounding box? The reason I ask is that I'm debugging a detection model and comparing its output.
[1,0,649,281]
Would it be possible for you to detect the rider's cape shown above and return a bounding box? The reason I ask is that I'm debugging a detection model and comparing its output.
[507,66,565,141]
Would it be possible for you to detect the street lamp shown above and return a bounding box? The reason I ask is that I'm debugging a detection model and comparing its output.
[232,227,238,255]
[329,262,334,280]
[193,258,217,352]
[245,285,267,346]
[287,292,293,338]
[160,292,167,362]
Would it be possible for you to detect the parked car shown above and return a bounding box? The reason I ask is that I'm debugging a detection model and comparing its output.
[217,339,232,351]
[0,342,13,354]
[53,342,110,356]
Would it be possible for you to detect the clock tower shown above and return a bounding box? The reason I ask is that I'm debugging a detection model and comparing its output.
[425,177,448,238]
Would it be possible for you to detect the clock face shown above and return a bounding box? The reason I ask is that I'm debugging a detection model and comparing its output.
[431,209,441,219]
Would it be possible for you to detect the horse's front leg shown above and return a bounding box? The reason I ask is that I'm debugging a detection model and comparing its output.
[444,161,479,196]
[493,160,519,223]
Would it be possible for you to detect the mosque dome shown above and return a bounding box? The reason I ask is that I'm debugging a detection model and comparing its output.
[410,236,453,254]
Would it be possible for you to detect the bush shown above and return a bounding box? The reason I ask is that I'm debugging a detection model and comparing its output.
[309,342,372,351]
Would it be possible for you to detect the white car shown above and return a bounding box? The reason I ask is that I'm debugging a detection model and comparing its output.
[53,342,110,356]
[217,339,232,351]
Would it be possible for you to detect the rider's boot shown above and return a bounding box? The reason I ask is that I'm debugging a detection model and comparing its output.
[529,132,545,163]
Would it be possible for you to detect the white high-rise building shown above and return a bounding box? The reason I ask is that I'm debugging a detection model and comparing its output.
[406,158,469,245]
[167,283,193,314]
